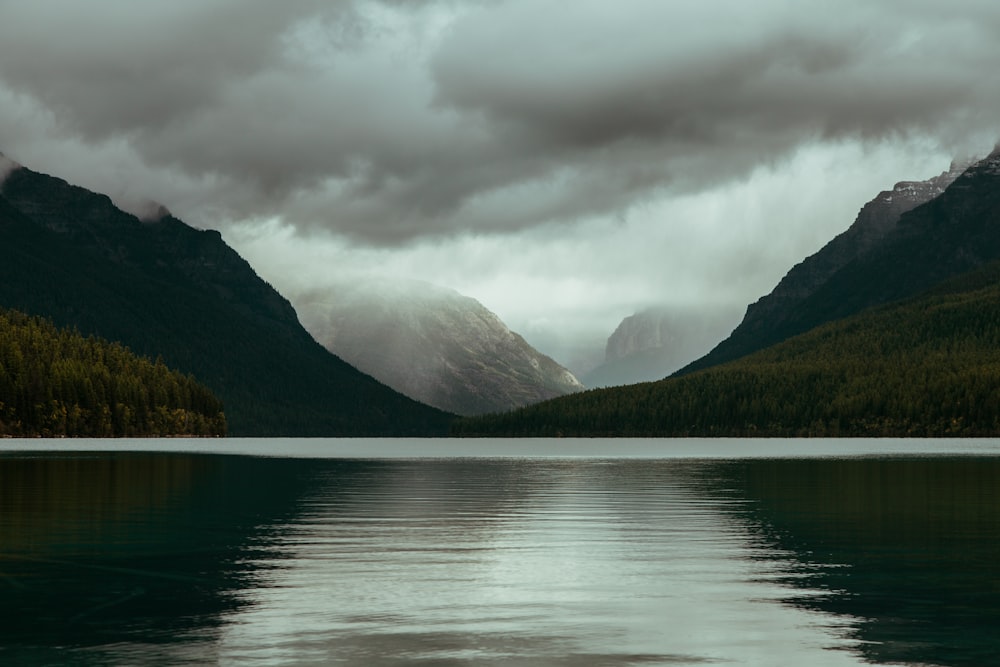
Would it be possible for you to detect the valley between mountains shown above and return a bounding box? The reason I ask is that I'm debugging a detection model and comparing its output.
[4,146,1000,438]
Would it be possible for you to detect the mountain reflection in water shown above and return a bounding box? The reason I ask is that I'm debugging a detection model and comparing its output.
[0,445,998,666]
[707,457,1000,667]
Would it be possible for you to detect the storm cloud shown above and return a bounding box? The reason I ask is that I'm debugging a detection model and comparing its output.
[2,1,999,365]
[2,1,998,241]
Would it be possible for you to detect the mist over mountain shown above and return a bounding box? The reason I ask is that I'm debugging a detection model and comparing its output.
[582,305,739,388]
[296,280,584,416]
[0,155,451,436]
[681,154,983,374]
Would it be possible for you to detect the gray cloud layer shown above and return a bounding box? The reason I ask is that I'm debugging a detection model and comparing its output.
[2,0,998,245]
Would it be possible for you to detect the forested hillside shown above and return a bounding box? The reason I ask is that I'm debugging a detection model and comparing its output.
[0,309,226,437]
[455,266,1000,437]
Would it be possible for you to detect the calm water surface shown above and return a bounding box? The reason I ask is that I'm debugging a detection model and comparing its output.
[1,438,999,666]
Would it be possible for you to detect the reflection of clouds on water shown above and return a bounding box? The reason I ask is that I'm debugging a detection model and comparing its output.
[217,459,868,665]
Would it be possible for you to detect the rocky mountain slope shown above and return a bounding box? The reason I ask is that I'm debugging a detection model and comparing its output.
[296,280,584,415]
[582,306,739,388]
[680,155,981,373]
[0,153,452,436]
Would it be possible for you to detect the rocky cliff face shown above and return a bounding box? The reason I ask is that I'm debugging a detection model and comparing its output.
[605,309,677,362]
[681,150,999,374]
[296,280,584,416]
[738,161,969,333]
[582,306,740,388]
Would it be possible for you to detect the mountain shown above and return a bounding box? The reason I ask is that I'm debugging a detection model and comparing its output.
[0,154,452,436]
[680,157,973,373]
[0,308,226,437]
[296,279,584,416]
[582,305,739,388]
[456,146,1000,437]
[454,261,1000,437]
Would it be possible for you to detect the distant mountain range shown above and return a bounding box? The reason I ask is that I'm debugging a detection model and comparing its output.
[581,305,738,388]
[296,280,584,416]
[457,146,1000,436]
[0,153,452,436]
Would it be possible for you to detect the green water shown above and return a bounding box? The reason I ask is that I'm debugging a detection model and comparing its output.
[1,439,998,665]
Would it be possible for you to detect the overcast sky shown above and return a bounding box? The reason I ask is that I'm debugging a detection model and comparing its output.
[2,0,999,367]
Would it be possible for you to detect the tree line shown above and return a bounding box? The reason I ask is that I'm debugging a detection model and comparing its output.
[0,309,226,437]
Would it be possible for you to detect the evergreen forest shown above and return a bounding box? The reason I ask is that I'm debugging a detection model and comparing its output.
[0,309,226,437]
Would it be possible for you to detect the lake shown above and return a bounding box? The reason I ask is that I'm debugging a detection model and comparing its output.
[1,438,999,666]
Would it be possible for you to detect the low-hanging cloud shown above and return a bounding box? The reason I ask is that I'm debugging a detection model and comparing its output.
[1,0,998,246]
[0,152,21,186]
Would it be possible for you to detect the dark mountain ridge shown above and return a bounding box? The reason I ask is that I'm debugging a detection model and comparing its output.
[0,156,452,436]
[680,151,994,374]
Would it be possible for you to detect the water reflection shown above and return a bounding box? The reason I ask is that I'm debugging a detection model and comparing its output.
[2,450,997,665]
[704,457,1000,667]
[214,460,865,666]
[0,453,328,665]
